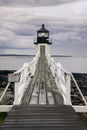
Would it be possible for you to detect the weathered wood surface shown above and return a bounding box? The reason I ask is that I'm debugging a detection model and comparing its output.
[22,52,63,105]
[0,105,86,130]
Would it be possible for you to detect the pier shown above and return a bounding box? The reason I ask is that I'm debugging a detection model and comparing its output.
[0,24,87,129]
[22,46,63,105]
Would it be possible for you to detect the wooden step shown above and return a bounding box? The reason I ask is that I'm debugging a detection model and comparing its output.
[0,105,86,130]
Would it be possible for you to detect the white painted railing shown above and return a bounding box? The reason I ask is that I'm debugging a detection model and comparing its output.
[14,53,39,105]
[0,105,12,112]
[0,83,10,102]
[71,74,87,112]
[46,53,87,112]
[0,83,13,112]
[71,74,87,106]
[46,53,71,105]
[0,53,39,112]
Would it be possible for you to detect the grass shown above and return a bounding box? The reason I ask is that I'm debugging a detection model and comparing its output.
[84,120,87,126]
[78,113,87,126]
[82,118,87,126]
[0,113,7,124]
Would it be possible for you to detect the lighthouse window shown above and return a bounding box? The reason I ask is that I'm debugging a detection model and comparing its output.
[41,33,45,37]
[38,33,48,37]
[45,33,49,37]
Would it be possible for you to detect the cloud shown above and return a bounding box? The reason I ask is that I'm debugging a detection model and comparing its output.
[0,0,87,56]
[0,0,78,7]
[32,0,87,24]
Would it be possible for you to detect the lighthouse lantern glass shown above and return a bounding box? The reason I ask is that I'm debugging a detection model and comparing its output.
[38,32,48,37]
[41,33,45,37]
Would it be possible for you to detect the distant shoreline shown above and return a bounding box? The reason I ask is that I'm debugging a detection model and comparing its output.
[0,54,72,57]
[0,54,35,57]
[0,54,87,57]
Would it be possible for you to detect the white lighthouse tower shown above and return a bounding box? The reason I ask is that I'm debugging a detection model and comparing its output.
[34,24,52,56]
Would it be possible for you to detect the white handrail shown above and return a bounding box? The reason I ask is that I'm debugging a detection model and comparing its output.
[0,83,10,102]
[14,53,39,105]
[46,53,87,107]
[14,53,39,75]
[46,53,70,74]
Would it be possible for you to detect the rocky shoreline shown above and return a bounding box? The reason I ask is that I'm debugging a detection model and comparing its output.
[71,73,87,105]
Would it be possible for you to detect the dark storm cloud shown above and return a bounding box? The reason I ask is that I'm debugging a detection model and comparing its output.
[0,0,78,7]
[0,0,87,56]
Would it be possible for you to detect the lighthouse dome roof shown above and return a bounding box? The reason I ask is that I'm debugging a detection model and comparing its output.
[37,24,49,33]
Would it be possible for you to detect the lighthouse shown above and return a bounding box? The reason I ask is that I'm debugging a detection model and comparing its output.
[34,24,52,56]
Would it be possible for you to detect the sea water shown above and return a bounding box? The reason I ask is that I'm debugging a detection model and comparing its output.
[53,56,87,73]
[0,56,87,73]
[0,56,33,70]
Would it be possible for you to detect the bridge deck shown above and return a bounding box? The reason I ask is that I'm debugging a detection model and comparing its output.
[22,53,63,105]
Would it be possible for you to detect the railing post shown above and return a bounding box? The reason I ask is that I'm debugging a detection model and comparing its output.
[14,82,19,105]
[66,74,71,105]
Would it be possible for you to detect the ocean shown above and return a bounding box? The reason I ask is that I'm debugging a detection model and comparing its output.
[0,56,87,73]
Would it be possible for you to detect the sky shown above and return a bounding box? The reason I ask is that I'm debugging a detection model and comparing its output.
[0,0,87,56]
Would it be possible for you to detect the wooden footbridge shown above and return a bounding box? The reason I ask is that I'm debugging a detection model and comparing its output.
[0,25,87,130]
[22,50,63,105]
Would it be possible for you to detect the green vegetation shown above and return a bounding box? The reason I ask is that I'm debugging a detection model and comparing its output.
[0,113,7,124]
[82,117,87,126]
[84,119,87,126]
[78,113,87,126]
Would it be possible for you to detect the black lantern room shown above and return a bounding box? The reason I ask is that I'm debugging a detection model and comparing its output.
[34,24,52,45]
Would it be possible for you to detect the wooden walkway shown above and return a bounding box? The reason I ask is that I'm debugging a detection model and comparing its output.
[0,46,87,129]
[22,54,63,105]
